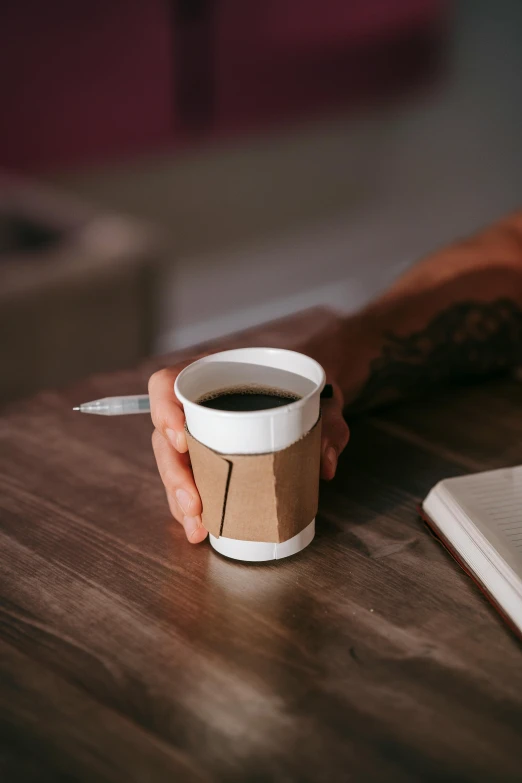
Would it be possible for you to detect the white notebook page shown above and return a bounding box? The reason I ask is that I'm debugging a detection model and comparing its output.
[442,466,522,581]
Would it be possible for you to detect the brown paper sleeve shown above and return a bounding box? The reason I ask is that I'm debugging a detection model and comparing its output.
[186,418,321,543]
[185,441,231,538]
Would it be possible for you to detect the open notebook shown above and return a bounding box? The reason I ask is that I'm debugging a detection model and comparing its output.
[422,465,522,638]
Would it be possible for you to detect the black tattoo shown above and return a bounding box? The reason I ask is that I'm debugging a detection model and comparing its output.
[351,299,522,411]
[320,384,334,400]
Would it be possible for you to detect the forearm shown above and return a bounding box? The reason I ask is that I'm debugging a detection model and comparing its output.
[308,212,522,410]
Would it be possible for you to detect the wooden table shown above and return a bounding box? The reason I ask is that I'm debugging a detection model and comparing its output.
[1,313,522,782]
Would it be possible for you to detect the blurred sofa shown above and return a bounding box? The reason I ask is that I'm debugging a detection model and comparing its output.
[0,175,160,404]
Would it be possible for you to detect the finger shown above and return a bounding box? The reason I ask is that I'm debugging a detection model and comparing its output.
[167,494,208,544]
[149,368,188,453]
[152,429,207,543]
[152,429,202,515]
[320,389,350,481]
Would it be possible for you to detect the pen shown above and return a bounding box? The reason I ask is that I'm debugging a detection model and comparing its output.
[73,395,151,415]
[73,385,334,416]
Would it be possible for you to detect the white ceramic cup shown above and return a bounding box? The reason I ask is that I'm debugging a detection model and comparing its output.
[175,347,325,561]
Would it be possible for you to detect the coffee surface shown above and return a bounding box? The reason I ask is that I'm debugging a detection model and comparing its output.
[197,385,301,412]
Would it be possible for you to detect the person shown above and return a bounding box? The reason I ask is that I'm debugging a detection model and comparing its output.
[149,211,522,543]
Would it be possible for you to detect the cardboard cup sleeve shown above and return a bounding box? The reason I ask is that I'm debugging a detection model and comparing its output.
[186,417,322,543]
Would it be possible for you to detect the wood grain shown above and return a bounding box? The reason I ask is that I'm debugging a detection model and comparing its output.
[1,312,522,782]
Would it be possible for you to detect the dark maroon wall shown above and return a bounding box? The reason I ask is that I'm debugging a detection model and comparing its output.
[0,0,445,172]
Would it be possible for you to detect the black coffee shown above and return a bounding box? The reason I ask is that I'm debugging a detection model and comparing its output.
[197,385,301,412]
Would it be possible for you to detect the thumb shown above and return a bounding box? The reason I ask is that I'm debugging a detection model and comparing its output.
[320,384,350,481]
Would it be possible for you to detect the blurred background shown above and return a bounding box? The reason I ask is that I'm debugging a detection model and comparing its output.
[2,0,522,405]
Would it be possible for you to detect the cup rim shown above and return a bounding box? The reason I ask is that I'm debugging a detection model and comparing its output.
[174,347,326,419]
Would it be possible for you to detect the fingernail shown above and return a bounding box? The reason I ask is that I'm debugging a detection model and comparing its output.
[183,515,202,540]
[166,428,187,452]
[176,429,188,452]
[166,428,178,447]
[176,488,193,514]
[326,446,338,475]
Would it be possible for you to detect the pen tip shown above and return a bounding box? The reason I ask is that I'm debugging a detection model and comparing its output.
[72,406,80,411]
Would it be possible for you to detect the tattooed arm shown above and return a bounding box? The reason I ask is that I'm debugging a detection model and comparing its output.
[304,211,522,412]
